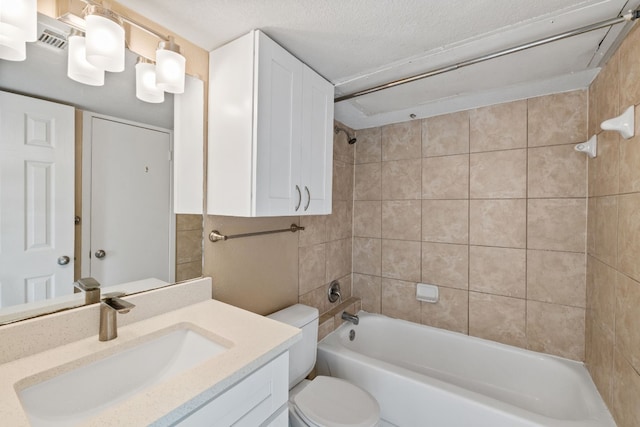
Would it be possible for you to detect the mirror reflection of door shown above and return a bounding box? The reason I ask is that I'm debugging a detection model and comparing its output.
[0,91,75,306]
[82,114,174,286]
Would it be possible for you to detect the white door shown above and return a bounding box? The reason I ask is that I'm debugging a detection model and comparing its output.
[83,114,173,286]
[0,91,75,307]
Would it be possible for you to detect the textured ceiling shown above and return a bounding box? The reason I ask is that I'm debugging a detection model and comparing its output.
[118,0,640,128]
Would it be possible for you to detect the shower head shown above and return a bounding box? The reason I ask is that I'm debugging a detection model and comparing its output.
[334,125,357,144]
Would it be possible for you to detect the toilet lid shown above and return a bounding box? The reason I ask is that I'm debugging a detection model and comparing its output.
[293,376,380,427]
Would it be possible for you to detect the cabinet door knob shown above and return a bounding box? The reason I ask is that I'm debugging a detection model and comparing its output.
[304,186,311,211]
[295,185,302,211]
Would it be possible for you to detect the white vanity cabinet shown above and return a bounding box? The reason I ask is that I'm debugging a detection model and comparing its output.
[208,30,334,217]
[175,352,289,426]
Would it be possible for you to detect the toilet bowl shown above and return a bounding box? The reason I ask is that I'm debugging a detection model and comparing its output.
[268,304,380,427]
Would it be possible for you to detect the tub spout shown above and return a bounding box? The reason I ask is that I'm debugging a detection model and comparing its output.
[341,311,359,325]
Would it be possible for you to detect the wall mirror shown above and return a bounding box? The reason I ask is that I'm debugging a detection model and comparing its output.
[0,14,203,325]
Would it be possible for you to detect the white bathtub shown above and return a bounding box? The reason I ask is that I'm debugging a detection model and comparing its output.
[316,312,615,427]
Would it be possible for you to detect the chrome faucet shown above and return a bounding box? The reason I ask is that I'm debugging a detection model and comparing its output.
[341,311,359,325]
[99,292,135,341]
[74,277,101,304]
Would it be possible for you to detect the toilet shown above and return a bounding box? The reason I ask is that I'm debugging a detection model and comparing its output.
[268,304,380,427]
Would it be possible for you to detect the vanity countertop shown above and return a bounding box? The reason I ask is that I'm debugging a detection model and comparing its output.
[0,298,301,426]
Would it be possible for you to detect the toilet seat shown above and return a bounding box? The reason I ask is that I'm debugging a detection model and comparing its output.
[292,376,380,427]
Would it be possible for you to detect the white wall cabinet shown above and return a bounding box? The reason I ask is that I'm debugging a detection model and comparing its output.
[208,30,334,217]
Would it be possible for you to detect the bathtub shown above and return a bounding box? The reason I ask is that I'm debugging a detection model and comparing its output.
[316,312,615,427]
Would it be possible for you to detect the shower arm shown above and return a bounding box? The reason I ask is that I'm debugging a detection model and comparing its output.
[334,125,357,144]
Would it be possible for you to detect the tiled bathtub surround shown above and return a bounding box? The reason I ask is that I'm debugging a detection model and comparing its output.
[586,22,640,427]
[353,90,588,362]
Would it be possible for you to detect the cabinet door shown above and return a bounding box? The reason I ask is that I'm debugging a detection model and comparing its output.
[174,352,289,426]
[255,32,303,216]
[300,66,334,215]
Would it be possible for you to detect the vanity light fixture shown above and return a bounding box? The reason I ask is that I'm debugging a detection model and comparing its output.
[0,22,27,61]
[83,4,125,72]
[2,0,37,40]
[155,37,186,94]
[67,30,105,86]
[1,0,187,100]
[135,57,164,103]
[0,0,37,61]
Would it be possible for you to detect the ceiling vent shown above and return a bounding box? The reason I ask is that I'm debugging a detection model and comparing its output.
[36,14,72,51]
[37,28,68,50]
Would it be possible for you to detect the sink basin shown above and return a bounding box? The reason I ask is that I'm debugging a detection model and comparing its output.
[17,326,229,426]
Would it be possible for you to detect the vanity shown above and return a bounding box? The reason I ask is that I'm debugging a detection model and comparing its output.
[0,278,300,426]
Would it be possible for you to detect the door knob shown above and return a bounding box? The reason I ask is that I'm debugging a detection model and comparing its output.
[95,249,106,259]
[57,255,71,265]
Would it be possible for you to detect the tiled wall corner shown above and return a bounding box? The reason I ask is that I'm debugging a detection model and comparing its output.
[586,22,640,427]
[298,121,356,336]
[353,89,589,362]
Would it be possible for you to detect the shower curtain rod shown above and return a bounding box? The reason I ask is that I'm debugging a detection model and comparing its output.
[334,10,640,103]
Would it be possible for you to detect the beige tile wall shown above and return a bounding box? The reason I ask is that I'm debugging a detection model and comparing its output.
[298,125,356,321]
[353,91,588,361]
[586,23,640,427]
[175,214,203,282]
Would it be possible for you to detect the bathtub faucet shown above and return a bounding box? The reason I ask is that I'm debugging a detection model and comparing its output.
[341,311,359,325]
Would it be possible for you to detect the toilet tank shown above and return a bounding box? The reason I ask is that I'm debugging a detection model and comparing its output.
[268,304,318,389]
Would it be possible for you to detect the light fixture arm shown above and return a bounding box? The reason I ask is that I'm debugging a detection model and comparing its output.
[80,0,174,45]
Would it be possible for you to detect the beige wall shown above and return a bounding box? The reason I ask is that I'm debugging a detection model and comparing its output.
[352,90,588,361]
[585,23,640,427]
[203,125,355,316]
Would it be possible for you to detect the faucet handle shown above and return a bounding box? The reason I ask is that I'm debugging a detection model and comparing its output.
[74,277,101,304]
[74,277,101,291]
[102,292,135,313]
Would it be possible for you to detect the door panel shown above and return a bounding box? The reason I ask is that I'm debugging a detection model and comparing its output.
[255,31,302,216]
[85,116,173,286]
[0,91,75,307]
[301,66,334,215]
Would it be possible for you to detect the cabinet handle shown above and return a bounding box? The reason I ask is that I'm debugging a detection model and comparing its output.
[304,186,311,211]
[295,185,302,211]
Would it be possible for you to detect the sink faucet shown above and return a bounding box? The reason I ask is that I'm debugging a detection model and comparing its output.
[74,277,101,304]
[100,292,135,341]
[341,311,359,325]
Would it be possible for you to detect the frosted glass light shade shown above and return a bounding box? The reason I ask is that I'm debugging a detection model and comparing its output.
[1,0,37,42]
[0,22,26,61]
[156,41,185,94]
[135,60,164,103]
[67,34,104,86]
[85,11,125,72]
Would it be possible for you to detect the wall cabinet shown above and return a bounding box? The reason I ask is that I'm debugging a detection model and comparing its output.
[208,30,334,217]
